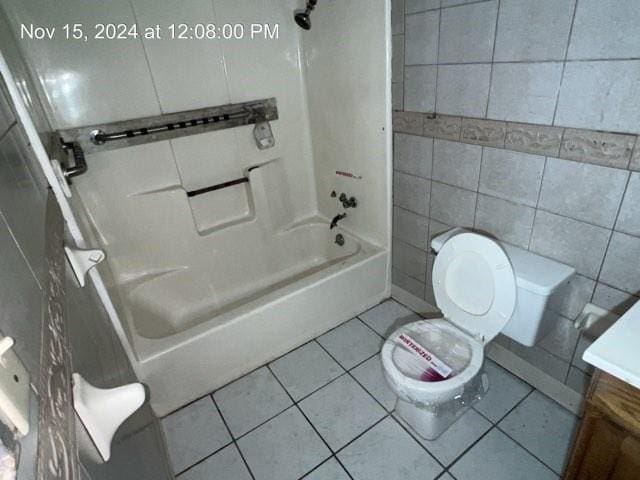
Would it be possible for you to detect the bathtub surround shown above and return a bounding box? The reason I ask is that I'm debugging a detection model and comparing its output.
[2,0,391,417]
[391,0,640,397]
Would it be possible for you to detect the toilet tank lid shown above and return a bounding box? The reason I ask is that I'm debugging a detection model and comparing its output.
[431,229,575,295]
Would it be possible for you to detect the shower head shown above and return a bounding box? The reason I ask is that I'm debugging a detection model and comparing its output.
[294,0,317,30]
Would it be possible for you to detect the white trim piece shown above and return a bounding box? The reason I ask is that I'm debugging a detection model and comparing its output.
[64,247,105,288]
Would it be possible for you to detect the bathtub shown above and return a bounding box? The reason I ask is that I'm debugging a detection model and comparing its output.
[103,218,388,416]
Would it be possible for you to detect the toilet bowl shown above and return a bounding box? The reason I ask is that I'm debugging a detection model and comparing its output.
[382,229,575,439]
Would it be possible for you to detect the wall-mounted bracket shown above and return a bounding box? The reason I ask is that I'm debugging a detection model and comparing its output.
[72,373,146,461]
[0,335,30,436]
[64,246,105,287]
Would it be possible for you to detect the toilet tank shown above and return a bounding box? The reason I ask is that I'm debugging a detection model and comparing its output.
[431,229,575,346]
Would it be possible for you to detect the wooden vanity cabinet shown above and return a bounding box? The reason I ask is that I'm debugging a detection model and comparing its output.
[564,371,640,479]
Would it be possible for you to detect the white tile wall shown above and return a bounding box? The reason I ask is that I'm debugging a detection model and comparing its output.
[404,66,437,112]
[493,0,575,62]
[438,1,498,64]
[567,0,640,60]
[436,64,491,117]
[488,63,564,124]
[405,10,439,65]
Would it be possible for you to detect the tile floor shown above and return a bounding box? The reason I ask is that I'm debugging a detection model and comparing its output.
[161,299,579,480]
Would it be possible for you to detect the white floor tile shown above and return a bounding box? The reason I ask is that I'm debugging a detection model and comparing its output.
[359,299,421,336]
[395,409,492,466]
[299,375,386,451]
[473,361,532,422]
[338,417,443,480]
[498,391,578,474]
[450,429,558,480]
[270,341,344,401]
[237,407,331,480]
[303,458,350,480]
[178,444,251,480]
[317,318,383,370]
[161,397,231,473]
[351,354,398,411]
[213,367,292,437]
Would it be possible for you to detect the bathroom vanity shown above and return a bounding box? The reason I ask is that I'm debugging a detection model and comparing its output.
[564,371,640,479]
[564,300,640,479]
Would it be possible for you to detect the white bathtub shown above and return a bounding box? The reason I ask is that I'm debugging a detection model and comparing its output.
[104,218,388,416]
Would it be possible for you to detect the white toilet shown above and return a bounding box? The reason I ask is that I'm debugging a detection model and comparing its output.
[382,229,575,439]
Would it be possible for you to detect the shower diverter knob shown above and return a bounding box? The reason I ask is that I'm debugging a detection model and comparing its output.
[72,373,146,461]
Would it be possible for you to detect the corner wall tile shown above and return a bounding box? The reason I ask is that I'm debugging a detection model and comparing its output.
[393,239,428,282]
[529,210,610,279]
[615,172,640,237]
[488,62,564,125]
[507,342,570,383]
[404,66,437,113]
[393,206,430,251]
[437,64,492,117]
[478,148,545,207]
[393,111,423,135]
[391,0,405,34]
[559,129,635,169]
[392,83,404,111]
[537,157,629,228]
[439,1,498,63]
[430,181,477,227]
[474,194,535,249]
[392,35,404,83]
[555,60,640,134]
[423,114,461,141]
[393,171,430,216]
[505,123,563,157]
[461,118,506,147]
[405,10,439,65]
[493,0,575,62]
[432,139,482,190]
[392,267,426,299]
[591,282,639,316]
[566,367,591,396]
[599,231,640,294]
[394,133,433,179]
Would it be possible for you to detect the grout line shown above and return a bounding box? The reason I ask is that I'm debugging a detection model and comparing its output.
[484,0,501,118]
[264,363,356,479]
[552,0,580,126]
[398,57,640,67]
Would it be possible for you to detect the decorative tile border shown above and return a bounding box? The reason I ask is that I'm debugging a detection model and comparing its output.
[560,129,635,169]
[393,111,640,171]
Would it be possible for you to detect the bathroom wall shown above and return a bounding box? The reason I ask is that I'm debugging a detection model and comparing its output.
[391,0,640,395]
[0,5,172,478]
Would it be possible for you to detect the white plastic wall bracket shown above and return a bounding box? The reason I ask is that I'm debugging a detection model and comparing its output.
[72,373,146,461]
[0,336,30,436]
[64,246,105,287]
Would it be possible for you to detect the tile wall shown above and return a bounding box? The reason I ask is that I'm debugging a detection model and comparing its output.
[391,0,640,395]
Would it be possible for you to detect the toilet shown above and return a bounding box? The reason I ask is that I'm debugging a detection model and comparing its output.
[382,228,575,439]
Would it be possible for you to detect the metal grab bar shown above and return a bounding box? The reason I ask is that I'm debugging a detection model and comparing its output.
[89,109,251,145]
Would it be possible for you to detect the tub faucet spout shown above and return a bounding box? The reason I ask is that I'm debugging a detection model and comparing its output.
[330,213,347,229]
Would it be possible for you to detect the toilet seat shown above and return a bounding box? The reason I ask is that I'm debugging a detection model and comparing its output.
[382,233,516,405]
[433,232,516,344]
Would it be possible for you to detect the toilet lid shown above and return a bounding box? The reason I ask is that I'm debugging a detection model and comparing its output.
[432,233,516,344]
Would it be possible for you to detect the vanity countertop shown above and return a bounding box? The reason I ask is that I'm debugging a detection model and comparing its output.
[583,299,640,390]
